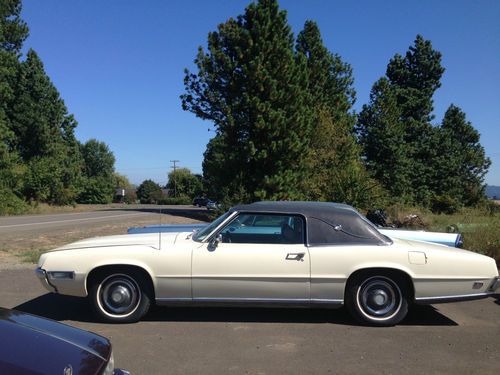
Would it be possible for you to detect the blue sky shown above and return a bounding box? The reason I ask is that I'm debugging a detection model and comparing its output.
[21,0,500,186]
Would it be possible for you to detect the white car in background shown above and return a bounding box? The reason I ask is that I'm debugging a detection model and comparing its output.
[37,201,499,326]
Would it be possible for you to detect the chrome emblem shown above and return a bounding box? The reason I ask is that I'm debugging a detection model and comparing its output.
[63,365,73,375]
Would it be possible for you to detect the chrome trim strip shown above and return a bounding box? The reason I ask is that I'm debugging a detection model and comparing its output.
[156,297,192,302]
[413,277,492,282]
[415,292,494,304]
[156,297,343,304]
[202,211,238,243]
[192,276,310,281]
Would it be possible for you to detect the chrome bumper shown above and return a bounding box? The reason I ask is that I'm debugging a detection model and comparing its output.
[35,267,57,293]
[488,276,500,292]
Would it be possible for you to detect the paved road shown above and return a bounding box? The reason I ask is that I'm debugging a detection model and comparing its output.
[0,205,205,235]
[1,269,499,375]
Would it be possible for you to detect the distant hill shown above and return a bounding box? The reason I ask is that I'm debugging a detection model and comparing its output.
[486,185,500,199]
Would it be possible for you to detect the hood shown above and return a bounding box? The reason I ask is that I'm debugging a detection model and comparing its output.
[0,307,109,374]
[128,223,206,234]
[52,232,180,252]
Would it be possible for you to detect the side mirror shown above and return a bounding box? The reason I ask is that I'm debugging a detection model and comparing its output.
[208,233,223,251]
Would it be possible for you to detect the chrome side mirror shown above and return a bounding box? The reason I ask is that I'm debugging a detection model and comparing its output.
[208,233,223,251]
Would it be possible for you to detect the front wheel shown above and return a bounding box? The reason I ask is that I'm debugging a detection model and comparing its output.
[346,274,408,326]
[90,272,151,323]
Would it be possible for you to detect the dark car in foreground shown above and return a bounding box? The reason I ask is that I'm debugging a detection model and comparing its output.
[0,307,128,375]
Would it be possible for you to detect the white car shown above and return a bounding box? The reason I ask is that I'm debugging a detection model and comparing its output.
[36,201,499,326]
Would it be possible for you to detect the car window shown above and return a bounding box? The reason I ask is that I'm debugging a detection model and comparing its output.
[193,211,234,242]
[308,215,389,246]
[219,214,304,244]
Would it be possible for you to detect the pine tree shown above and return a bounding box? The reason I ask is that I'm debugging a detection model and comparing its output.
[385,35,445,204]
[0,0,28,54]
[182,0,312,202]
[0,0,29,211]
[8,49,84,204]
[357,35,446,205]
[356,78,411,201]
[433,105,491,206]
[296,21,376,205]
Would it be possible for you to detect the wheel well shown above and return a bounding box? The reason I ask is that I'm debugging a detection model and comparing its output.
[87,265,155,299]
[345,268,414,301]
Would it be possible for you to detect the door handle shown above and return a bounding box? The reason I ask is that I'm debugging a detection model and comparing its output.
[286,252,305,261]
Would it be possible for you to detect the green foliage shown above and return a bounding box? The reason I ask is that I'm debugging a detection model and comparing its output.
[0,5,117,212]
[182,0,313,202]
[430,194,461,215]
[357,78,412,201]
[0,0,28,54]
[77,139,116,204]
[76,177,113,204]
[357,35,489,208]
[0,187,29,214]
[157,196,192,205]
[136,179,162,204]
[113,172,133,189]
[166,168,202,199]
[295,21,379,207]
[80,139,115,179]
[431,105,491,206]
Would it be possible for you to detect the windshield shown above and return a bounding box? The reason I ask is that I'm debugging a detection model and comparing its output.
[192,210,234,242]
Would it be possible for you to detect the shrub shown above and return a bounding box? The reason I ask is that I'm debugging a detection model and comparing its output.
[430,195,461,214]
[157,196,192,205]
[0,188,30,215]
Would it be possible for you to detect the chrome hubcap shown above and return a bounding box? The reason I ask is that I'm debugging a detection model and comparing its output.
[358,277,402,319]
[100,275,140,315]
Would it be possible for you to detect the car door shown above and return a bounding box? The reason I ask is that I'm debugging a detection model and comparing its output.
[192,213,310,302]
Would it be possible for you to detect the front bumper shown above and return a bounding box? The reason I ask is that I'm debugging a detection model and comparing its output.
[488,276,500,292]
[35,267,57,293]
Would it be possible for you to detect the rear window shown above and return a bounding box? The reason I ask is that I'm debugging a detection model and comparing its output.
[307,213,390,246]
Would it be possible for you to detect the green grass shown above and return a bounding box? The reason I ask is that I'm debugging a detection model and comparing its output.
[17,248,50,264]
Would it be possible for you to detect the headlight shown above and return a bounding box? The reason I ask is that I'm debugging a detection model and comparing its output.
[47,271,75,280]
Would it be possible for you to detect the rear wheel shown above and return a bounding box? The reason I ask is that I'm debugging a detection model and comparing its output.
[90,271,151,323]
[346,273,408,326]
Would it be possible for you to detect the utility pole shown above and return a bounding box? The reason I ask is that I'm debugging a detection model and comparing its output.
[170,160,180,197]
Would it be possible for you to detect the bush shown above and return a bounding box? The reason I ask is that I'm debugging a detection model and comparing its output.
[0,188,30,215]
[136,179,162,203]
[157,196,192,205]
[430,195,461,214]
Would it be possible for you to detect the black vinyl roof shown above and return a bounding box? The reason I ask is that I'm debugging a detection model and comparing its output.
[232,201,356,217]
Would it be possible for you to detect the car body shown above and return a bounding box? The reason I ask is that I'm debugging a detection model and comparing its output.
[206,200,221,210]
[37,201,499,326]
[0,307,128,375]
[192,197,209,207]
